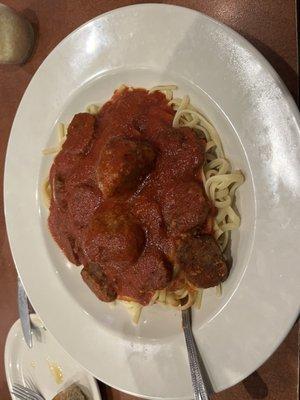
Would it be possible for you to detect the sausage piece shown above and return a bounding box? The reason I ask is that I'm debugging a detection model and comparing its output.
[176,234,228,288]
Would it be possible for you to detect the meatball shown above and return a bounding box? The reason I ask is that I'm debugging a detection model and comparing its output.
[67,185,101,228]
[64,113,96,155]
[50,113,96,183]
[83,202,145,266]
[81,262,117,302]
[161,181,210,234]
[48,207,81,266]
[120,249,173,305]
[50,173,66,210]
[136,249,172,291]
[175,234,228,288]
[97,137,156,197]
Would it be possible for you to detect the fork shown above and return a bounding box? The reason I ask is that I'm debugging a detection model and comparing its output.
[182,307,212,400]
[11,384,45,400]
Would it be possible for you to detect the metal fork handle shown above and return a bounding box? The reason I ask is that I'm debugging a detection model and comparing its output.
[182,314,211,400]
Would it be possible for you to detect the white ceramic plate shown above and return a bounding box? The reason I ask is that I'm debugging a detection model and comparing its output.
[5,314,101,400]
[4,4,300,399]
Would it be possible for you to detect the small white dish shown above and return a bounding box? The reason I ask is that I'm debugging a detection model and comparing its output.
[4,314,101,400]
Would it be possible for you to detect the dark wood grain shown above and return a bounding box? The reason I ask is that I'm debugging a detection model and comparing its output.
[0,1,298,400]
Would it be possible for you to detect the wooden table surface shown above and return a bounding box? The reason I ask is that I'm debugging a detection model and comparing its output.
[0,1,299,400]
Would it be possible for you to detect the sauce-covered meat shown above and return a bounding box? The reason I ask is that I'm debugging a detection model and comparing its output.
[48,87,226,304]
[175,234,229,288]
[83,202,145,266]
[98,137,156,197]
[81,262,117,302]
[161,180,210,234]
[119,249,172,305]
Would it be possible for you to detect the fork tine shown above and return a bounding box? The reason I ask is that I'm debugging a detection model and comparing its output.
[12,390,35,400]
[11,390,27,400]
[11,389,35,400]
[12,385,39,400]
[25,376,34,390]
[14,384,37,393]
[25,375,39,393]
[24,376,43,399]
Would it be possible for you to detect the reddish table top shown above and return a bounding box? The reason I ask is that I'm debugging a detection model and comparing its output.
[0,1,298,400]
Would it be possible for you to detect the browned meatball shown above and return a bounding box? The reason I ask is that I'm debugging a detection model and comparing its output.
[97,137,156,197]
[49,114,96,186]
[67,185,101,228]
[50,174,66,210]
[65,113,96,155]
[48,206,81,266]
[175,234,228,288]
[161,181,210,234]
[136,248,172,291]
[83,202,145,266]
[81,262,117,302]
[120,248,173,305]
